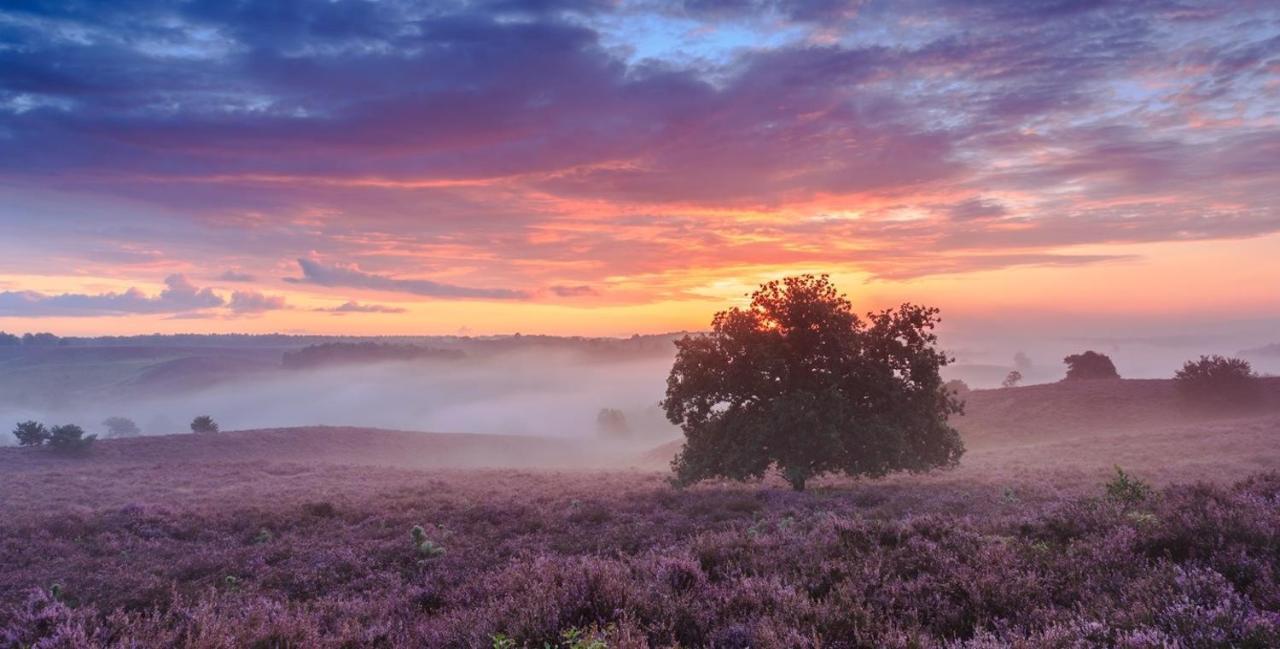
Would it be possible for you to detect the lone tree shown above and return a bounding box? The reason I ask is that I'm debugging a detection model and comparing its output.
[12,421,49,447]
[102,416,141,438]
[1002,370,1023,388]
[662,275,964,491]
[1174,355,1262,408]
[1063,351,1119,381]
[190,416,219,434]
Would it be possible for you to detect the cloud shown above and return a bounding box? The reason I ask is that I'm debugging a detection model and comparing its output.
[549,285,597,297]
[228,290,287,313]
[217,270,255,282]
[286,258,528,300]
[315,300,407,314]
[0,274,223,317]
[0,0,1277,298]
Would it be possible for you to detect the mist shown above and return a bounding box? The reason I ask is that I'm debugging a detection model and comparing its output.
[0,348,680,443]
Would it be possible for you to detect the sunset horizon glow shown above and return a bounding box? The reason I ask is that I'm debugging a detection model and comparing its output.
[1,1,1278,340]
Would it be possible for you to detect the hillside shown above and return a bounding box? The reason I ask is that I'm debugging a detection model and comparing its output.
[647,378,1280,484]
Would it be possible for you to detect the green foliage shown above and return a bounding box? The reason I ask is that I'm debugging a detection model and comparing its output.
[1104,466,1152,508]
[491,634,516,649]
[46,424,96,455]
[12,420,49,447]
[663,274,963,491]
[1063,350,1120,381]
[254,528,273,544]
[190,415,219,434]
[411,524,445,558]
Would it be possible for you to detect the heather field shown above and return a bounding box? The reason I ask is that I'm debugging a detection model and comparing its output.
[3,380,1280,648]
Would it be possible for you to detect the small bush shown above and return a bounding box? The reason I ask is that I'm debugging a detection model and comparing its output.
[1002,370,1022,388]
[12,420,48,447]
[102,416,141,438]
[1105,466,1151,508]
[411,525,445,558]
[190,416,219,434]
[1174,355,1262,408]
[46,424,96,455]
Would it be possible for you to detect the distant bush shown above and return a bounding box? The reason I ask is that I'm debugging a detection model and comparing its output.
[46,424,96,455]
[943,379,970,398]
[12,421,49,447]
[102,416,141,438]
[1002,370,1022,388]
[595,408,630,438]
[1063,350,1119,381]
[1174,355,1262,408]
[1104,466,1151,508]
[190,416,219,434]
[0,331,18,346]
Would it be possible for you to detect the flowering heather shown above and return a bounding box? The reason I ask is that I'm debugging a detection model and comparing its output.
[2,446,1279,647]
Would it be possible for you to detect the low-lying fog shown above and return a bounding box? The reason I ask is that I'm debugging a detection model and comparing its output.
[1,316,1278,444]
[0,351,680,441]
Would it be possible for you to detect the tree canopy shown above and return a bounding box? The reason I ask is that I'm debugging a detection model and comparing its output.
[1063,351,1120,381]
[662,275,963,491]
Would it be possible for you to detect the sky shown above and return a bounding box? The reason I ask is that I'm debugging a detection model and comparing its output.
[0,0,1278,340]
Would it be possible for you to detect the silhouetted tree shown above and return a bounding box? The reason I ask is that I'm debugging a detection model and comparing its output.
[1063,351,1119,381]
[12,421,48,447]
[0,331,18,346]
[596,408,630,437]
[1174,355,1262,408]
[1002,370,1023,388]
[663,275,963,491]
[47,424,96,455]
[190,416,219,434]
[102,416,141,438]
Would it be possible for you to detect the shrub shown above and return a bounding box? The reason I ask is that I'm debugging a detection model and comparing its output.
[1001,370,1022,388]
[411,525,445,558]
[1174,355,1262,408]
[46,424,96,455]
[102,416,141,438]
[595,408,630,438]
[1105,466,1152,508]
[12,420,48,447]
[190,416,219,434]
[1063,351,1119,380]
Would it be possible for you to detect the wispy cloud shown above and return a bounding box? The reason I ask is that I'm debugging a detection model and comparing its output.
[0,275,223,317]
[314,300,407,314]
[286,258,528,300]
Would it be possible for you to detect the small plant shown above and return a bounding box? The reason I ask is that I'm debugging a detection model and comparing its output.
[559,627,609,649]
[491,634,516,649]
[410,524,445,558]
[253,528,273,544]
[1104,466,1151,508]
[190,415,219,434]
[12,420,49,447]
[46,424,96,455]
